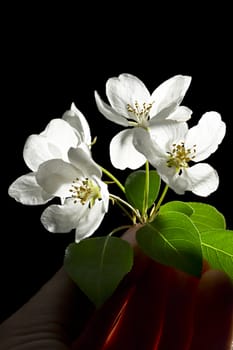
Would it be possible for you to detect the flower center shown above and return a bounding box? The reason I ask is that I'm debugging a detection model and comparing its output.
[69,177,101,207]
[167,142,196,172]
[127,100,154,128]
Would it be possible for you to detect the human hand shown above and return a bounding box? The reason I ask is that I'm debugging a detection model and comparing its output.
[73,228,233,350]
[0,229,232,350]
[73,265,233,350]
[0,267,94,350]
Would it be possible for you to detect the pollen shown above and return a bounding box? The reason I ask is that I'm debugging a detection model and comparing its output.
[69,177,101,206]
[127,100,154,127]
[166,142,196,171]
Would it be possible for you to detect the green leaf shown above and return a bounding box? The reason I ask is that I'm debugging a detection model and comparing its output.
[136,211,202,277]
[64,236,133,307]
[188,202,226,231]
[125,170,160,213]
[160,201,194,216]
[200,229,233,279]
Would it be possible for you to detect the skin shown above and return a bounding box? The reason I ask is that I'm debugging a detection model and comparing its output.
[0,228,232,350]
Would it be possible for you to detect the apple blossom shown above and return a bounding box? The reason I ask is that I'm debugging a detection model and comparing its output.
[62,102,92,154]
[8,103,92,205]
[36,147,109,242]
[95,73,192,169]
[133,112,226,196]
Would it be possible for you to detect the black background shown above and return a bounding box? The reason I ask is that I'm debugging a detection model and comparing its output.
[1,5,232,323]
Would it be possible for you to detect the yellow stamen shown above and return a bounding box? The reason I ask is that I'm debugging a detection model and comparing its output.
[69,177,101,206]
[127,100,154,128]
[167,142,196,171]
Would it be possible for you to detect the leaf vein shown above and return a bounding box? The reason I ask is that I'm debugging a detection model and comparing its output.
[202,242,233,259]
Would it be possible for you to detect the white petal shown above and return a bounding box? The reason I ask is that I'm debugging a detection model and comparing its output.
[149,121,188,151]
[68,147,102,178]
[134,130,191,195]
[106,74,151,118]
[8,172,53,205]
[149,104,178,124]
[184,163,219,196]
[75,200,107,242]
[162,171,190,195]
[41,198,87,233]
[62,102,92,146]
[150,75,192,117]
[36,159,82,198]
[40,118,79,157]
[133,128,164,164]
[166,106,192,122]
[23,134,60,172]
[23,119,78,171]
[94,91,129,126]
[93,175,109,212]
[110,129,146,170]
[186,112,226,162]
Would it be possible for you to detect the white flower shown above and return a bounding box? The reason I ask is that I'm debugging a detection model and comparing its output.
[36,147,109,242]
[95,73,192,170]
[8,103,91,205]
[133,112,226,196]
[62,102,92,154]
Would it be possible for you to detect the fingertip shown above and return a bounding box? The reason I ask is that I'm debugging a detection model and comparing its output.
[199,269,233,303]
[190,269,233,350]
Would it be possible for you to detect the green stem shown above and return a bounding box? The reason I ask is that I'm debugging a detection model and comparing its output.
[112,198,136,224]
[110,194,142,223]
[108,225,132,237]
[100,166,125,193]
[155,184,169,211]
[142,161,150,217]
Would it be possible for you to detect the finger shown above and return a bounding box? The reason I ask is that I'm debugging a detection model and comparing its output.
[156,268,199,350]
[72,260,171,350]
[190,269,233,350]
[71,226,152,350]
[100,260,172,350]
[71,273,137,349]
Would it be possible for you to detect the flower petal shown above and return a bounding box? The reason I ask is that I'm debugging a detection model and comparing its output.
[62,102,92,146]
[23,119,78,171]
[40,118,79,157]
[184,163,219,196]
[110,129,146,170]
[149,104,177,124]
[23,134,60,172]
[162,170,190,195]
[150,75,191,117]
[93,175,109,212]
[149,121,188,151]
[68,147,102,178]
[75,199,106,242]
[133,128,164,163]
[185,112,226,162]
[41,198,87,233]
[8,172,53,205]
[94,91,129,126]
[106,74,151,118]
[166,106,192,122]
[36,159,82,198]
